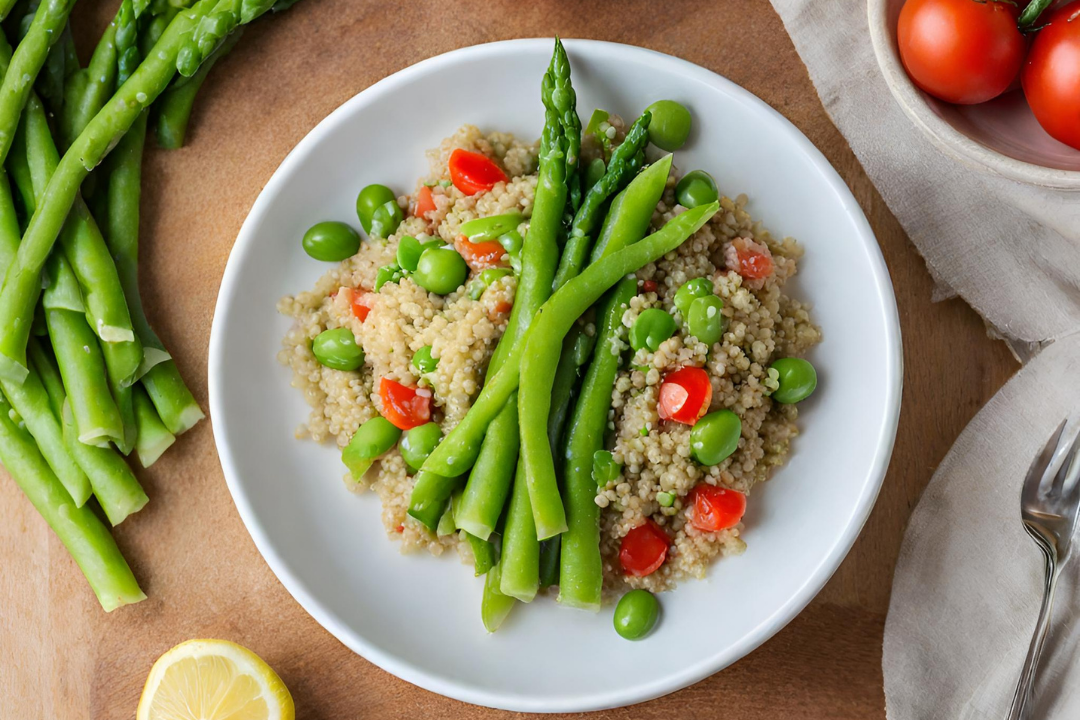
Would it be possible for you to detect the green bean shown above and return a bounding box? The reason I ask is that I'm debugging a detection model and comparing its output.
[551,111,652,291]
[547,324,594,456]
[558,277,635,610]
[0,0,18,20]
[36,22,71,115]
[588,154,672,263]
[156,28,241,149]
[411,202,718,490]
[499,458,539,603]
[132,384,175,467]
[436,494,456,536]
[481,558,515,632]
[453,395,519,540]
[0,391,145,611]
[141,359,205,435]
[466,531,496,576]
[0,0,220,383]
[0,0,78,166]
[538,535,560,589]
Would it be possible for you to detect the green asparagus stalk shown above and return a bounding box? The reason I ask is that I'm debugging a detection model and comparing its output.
[60,19,117,150]
[548,37,581,214]
[498,458,539,603]
[35,21,73,115]
[0,391,145,611]
[132,383,174,467]
[177,0,241,77]
[156,28,241,149]
[481,558,515,632]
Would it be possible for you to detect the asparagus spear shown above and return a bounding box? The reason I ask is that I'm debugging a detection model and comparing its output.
[156,28,241,149]
[0,0,78,165]
[60,19,117,150]
[132,384,174,467]
[0,390,145,611]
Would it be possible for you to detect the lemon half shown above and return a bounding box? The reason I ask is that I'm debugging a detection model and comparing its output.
[137,639,295,720]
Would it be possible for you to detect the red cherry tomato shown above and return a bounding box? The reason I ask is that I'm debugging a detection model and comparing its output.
[689,484,746,532]
[339,287,373,322]
[453,234,507,271]
[448,148,508,196]
[415,185,437,219]
[732,237,774,280]
[619,518,670,577]
[897,0,1025,105]
[1022,2,1080,151]
[378,378,431,430]
[658,367,713,425]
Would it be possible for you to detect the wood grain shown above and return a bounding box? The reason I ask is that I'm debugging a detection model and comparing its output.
[1,0,1018,717]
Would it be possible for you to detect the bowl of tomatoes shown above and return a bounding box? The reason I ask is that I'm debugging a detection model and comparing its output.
[869,0,1080,189]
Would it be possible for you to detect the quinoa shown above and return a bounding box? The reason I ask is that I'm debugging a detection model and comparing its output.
[278,123,821,592]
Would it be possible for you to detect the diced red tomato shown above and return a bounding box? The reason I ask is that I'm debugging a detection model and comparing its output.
[489,300,513,322]
[448,148,508,196]
[395,524,405,533]
[454,234,507,271]
[415,186,437,219]
[658,367,712,425]
[619,518,670,577]
[689,484,746,533]
[338,287,373,322]
[378,378,431,430]
[731,237,774,280]
[641,279,658,293]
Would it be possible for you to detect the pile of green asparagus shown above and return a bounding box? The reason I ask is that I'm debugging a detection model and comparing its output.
[0,0,303,611]
[403,40,719,630]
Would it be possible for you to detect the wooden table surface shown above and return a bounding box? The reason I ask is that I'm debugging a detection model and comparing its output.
[1,1,1019,717]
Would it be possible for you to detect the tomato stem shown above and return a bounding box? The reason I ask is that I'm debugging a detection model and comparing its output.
[1018,0,1054,28]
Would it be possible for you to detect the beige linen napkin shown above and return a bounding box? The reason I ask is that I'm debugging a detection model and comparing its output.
[767,0,1080,717]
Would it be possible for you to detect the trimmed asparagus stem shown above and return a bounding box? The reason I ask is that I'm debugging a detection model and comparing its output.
[481,558,515,633]
[499,458,539,603]
[0,0,78,165]
[29,338,149,525]
[0,0,219,382]
[59,17,117,150]
[0,392,145,611]
[106,369,137,454]
[156,28,241,149]
[465,531,496,577]
[132,374,174,467]
[141,360,204,435]
[454,394,519,540]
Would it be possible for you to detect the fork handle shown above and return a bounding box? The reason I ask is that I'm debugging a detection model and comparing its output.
[1006,543,1059,720]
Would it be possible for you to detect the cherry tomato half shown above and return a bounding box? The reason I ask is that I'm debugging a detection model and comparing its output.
[689,484,746,533]
[378,378,432,430]
[897,0,1025,105]
[1022,1,1080,151]
[448,148,509,196]
[658,367,713,425]
[731,237,774,280]
[619,518,670,577]
[414,185,437,219]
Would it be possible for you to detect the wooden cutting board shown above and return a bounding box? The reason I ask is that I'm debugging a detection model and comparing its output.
[1,1,1017,717]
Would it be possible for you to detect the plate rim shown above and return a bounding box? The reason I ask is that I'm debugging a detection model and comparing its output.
[208,37,903,713]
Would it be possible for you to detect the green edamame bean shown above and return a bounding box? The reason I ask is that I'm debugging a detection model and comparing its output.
[614,589,660,640]
[412,346,438,374]
[375,263,405,292]
[413,246,468,295]
[584,157,606,190]
[342,416,401,479]
[690,410,741,466]
[400,422,443,471]
[673,277,714,317]
[645,100,692,151]
[770,357,817,404]
[460,212,523,242]
[499,229,524,273]
[629,308,676,352]
[686,295,726,346]
[592,449,622,486]
[302,221,361,262]
[675,170,718,209]
[397,236,423,272]
[369,200,404,239]
[356,184,397,234]
[312,328,365,371]
[481,267,512,285]
[656,491,674,507]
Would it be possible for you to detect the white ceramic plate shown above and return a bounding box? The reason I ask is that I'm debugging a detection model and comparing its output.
[209,39,902,713]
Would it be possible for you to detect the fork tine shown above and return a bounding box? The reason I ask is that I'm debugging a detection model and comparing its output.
[1049,415,1080,495]
[1027,418,1068,502]
[1057,421,1080,498]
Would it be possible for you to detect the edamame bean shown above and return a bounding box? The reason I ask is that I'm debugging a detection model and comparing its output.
[413,246,468,295]
[675,170,718,209]
[302,221,361,262]
[770,357,817,404]
[460,212,523,242]
[480,267,512,286]
[614,589,660,640]
[356,184,396,234]
[644,100,691,151]
[629,308,676,352]
[412,346,437,374]
[400,422,443,471]
[686,295,726,345]
[342,416,401,479]
[592,449,622,486]
[375,263,405,292]
[674,277,713,318]
[689,410,741,466]
[312,328,364,371]
[499,229,524,273]
[397,236,423,272]
[369,200,404,239]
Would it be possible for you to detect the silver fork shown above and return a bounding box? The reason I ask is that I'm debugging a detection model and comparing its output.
[1006,415,1080,720]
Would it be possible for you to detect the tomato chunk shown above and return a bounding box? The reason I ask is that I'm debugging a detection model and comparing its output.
[339,287,373,322]
[641,279,658,293]
[689,484,746,532]
[658,367,712,425]
[415,185,437,219]
[378,378,431,430]
[454,234,507,271]
[619,518,670,577]
[448,148,508,196]
[729,237,774,280]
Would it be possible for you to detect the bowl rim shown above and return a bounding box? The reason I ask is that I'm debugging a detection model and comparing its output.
[867,0,1080,190]
[208,37,904,712]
